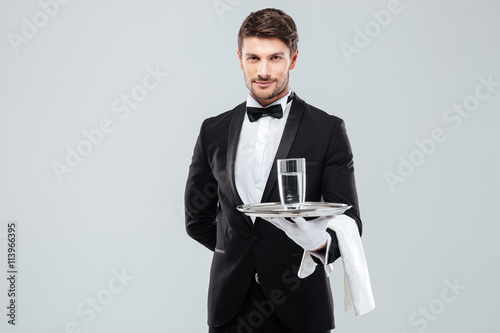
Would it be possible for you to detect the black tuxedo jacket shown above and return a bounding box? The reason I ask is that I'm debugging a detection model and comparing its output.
[185,94,361,332]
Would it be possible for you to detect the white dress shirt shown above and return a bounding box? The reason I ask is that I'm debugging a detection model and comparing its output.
[234,89,293,212]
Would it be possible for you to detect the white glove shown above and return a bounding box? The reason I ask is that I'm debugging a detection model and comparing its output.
[263,216,332,251]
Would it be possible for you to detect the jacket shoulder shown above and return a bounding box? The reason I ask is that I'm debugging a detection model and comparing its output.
[299,97,345,126]
[202,101,245,130]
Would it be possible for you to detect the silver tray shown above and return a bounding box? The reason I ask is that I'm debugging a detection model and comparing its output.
[236,202,351,218]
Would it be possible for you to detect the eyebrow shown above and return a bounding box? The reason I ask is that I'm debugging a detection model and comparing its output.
[245,52,285,57]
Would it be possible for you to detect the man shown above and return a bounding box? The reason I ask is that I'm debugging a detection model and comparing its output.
[185,8,362,333]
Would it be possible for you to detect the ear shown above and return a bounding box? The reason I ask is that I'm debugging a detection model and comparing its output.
[289,49,299,70]
[237,49,244,70]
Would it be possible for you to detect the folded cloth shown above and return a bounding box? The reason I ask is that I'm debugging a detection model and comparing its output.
[297,214,375,316]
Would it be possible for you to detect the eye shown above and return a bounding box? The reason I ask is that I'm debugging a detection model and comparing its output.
[271,55,282,60]
[247,56,258,62]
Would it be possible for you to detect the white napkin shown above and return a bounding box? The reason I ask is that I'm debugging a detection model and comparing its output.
[297,214,375,316]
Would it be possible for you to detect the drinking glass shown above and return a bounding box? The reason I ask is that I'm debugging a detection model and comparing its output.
[277,158,306,209]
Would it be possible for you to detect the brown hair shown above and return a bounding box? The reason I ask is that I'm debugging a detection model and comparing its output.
[238,8,299,56]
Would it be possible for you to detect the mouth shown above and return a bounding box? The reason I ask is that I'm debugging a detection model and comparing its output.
[254,80,274,88]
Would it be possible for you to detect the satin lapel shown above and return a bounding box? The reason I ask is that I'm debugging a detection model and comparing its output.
[226,101,253,227]
[261,94,306,203]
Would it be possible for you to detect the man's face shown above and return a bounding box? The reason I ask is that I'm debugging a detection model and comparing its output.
[238,37,298,107]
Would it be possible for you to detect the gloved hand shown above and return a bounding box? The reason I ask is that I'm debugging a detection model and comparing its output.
[262,216,332,251]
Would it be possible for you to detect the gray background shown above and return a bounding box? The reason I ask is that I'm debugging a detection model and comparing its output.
[1,0,499,332]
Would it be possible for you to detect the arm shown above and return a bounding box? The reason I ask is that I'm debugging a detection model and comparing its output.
[184,121,219,251]
[317,118,362,265]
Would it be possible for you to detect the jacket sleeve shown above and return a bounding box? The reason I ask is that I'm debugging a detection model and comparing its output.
[320,119,362,265]
[184,120,218,251]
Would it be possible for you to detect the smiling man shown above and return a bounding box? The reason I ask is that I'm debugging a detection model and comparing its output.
[238,36,296,106]
[185,8,362,333]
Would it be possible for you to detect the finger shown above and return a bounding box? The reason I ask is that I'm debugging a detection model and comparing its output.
[314,217,332,230]
[265,217,289,224]
[273,218,301,233]
[262,216,288,224]
[294,216,330,231]
[264,217,290,231]
[290,216,306,227]
[292,216,306,222]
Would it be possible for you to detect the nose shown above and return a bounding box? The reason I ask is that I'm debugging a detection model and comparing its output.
[257,60,270,79]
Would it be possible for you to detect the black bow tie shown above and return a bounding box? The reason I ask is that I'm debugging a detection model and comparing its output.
[246,92,295,122]
[247,104,282,122]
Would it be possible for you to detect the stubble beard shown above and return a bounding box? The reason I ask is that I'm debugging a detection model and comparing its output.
[245,71,290,103]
